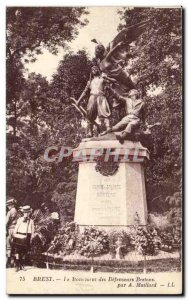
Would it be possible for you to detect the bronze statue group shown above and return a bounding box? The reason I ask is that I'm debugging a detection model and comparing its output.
[74,20,152,142]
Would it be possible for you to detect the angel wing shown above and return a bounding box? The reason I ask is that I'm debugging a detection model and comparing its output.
[109,19,151,49]
[93,19,151,96]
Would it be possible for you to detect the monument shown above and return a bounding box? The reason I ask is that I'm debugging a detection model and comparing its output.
[71,21,154,231]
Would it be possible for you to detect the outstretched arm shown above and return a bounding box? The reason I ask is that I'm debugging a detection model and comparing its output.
[77,81,90,105]
[108,86,128,103]
[105,41,124,62]
[102,73,117,83]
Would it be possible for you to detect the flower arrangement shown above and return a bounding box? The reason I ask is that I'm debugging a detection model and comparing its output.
[76,227,109,258]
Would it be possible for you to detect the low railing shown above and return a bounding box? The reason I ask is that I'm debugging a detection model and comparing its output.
[37,248,181,274]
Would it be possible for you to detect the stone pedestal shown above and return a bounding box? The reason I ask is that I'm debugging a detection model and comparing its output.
[73,134,149,230]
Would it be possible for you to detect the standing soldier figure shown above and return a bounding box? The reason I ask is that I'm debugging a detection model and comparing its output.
[6,198,18,267]
[77,66,115,137]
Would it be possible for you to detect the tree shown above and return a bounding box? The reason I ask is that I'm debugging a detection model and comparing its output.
[118,8,182,210]
[49,50,92,146]
[6,7,89,211]
[6,7,88,137]
[6,74,53,207]
[7,7,88,61]
[48,50,92,221]
[7,50,92,216]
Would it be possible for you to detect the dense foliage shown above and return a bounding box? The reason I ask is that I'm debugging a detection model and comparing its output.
[6,8,89,214]
[47,222,77,256]
[118,7,182,211]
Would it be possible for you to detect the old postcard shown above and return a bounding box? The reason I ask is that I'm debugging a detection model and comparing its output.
[6,6,183,295]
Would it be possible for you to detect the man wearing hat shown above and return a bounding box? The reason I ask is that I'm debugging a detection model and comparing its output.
[6,198,18,267]
[13,205,34,271]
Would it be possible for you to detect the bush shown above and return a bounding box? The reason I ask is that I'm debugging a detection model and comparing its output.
[132,226,156,256]
[158,225,181,252]
[47,221,77,255]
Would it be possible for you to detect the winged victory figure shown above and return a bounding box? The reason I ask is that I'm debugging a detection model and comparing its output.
[91,19,151,97]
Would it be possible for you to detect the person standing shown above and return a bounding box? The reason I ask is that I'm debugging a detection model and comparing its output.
[13,205,34,272]
[77,66,115,137]
[6,198,18,268]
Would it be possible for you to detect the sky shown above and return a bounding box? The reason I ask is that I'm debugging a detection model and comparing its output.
[25,7,122,81]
